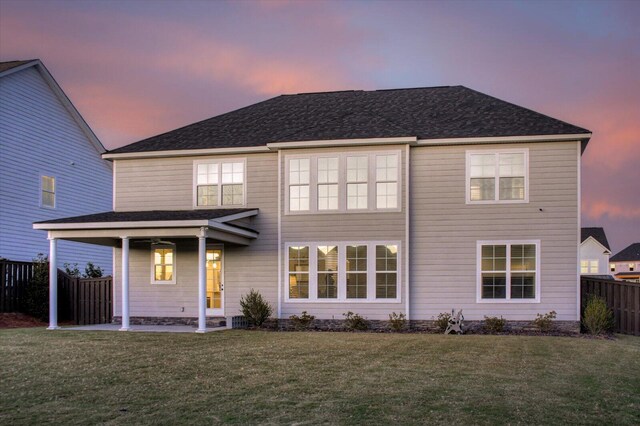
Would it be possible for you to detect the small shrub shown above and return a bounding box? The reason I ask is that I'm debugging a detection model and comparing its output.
[289,311,315,330]
[483,315,506,333]
[433,312,451,332]
[388,312,407,332]
[24,254,49,321]
[532,311,557,332]
[583,295,613,335]
[64,262,80,277]
[343,311,368,331]
[84,262,104,278]
[239,289,273,327]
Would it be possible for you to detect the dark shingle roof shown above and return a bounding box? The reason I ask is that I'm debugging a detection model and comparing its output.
[611,243,640,262]
[0,60,37,74]
[34,209,257,225]
[108,86,590,154]
[581,227,611,251]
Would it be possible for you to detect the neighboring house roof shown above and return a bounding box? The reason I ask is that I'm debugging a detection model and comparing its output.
[34,209,257,225]
[108,86,591,154]
[0,59,106,155]
[581,227,611,251]
[611,243,640,262]
[0,59,36,73]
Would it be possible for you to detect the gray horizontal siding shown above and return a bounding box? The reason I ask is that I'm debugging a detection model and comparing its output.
[410,142,579,321]
[0,67,112,272]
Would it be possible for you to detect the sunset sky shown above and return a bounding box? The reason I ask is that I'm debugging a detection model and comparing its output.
[1,0,638,252]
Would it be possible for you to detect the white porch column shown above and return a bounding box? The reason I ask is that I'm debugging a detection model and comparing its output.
[47,237,59,330]
[196,230,207,333]
[120,236,130,331]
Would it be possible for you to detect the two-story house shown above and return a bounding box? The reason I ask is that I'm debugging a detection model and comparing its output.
[610,243,640,282]
[1,59,112,272]
[579,227,611,277]
[34,86,590,332]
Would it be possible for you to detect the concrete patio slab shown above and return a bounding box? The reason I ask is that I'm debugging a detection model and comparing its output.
[64,324,227,333]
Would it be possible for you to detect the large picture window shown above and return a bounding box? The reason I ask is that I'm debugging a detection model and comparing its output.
[195,160,245,207]
[477,241,539,302]
[467,150,528,203]
[285,241,400,302]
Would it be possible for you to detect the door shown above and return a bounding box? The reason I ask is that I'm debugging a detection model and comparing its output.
[206,247,224,316]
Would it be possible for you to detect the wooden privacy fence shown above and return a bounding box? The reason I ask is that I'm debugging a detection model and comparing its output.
[581,277,640,336]
[0,260,34,312]
[0,260,112,325]
[58,273,113,325]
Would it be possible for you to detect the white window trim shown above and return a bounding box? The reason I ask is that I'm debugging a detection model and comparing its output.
[580,259,599,274]
[150,244,177,285]
[476,240,540,303]
[465,148,529,204]
[284,241,401,303]
[40,175,56,209]
[193,158,247,208]
[284,150,402,215]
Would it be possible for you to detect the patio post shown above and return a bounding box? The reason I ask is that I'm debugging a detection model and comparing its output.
[120,236,130,331]
[196,229,207,333]
[47,236,60,330]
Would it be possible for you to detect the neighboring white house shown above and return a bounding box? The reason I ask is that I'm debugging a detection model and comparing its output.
[579,227,611,277]
[0,59,112,273]
[610,243,640,283]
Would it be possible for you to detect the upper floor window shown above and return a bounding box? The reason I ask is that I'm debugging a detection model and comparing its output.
[317,158,338,210]
[287,151,401,213]
[610,263,615,272]
[41,176,56,208]
[477,240,539,303]
[466,150,528,203]
[195,160,245,207]
[289,158,310,211]
[581,260,599,274]
[151,245,176,284]
[376,154,398,209]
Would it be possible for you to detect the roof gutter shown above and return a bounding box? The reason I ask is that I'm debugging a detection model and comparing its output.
[416,133,592,146]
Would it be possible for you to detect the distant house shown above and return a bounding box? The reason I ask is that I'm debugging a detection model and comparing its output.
[579,227,611,277]
[610,243,640,283]
[0,59,112,273]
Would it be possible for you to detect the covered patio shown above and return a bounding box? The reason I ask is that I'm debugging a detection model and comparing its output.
[33,208,259,333]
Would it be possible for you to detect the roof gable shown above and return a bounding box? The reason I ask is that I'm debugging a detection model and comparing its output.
[0,59,106,156]
[108,86,591,155]
[611,243,640,262]
[581,227,611,251]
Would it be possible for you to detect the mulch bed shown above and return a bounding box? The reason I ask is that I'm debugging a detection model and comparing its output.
[0,313,48,329]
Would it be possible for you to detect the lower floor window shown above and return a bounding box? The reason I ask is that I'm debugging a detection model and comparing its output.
[286,241,400,302]
[478,241,539,301]
[151,245,176,284]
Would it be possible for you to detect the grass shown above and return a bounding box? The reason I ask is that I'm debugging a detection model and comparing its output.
[1,329,639,425]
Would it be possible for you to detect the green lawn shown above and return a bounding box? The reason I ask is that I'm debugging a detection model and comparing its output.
[1,329,639,425]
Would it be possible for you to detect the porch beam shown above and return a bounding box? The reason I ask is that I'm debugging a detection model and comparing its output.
[47,237,60,330]
[120,236,130,331]
[196,230,207,333]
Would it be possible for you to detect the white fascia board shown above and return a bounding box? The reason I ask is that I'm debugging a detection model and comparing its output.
[416,133,592,146]
[34,219,209,231]
[207,220,258,238]
[102,146,270,160]
[266,136,417,150]
[213,209,259,223]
